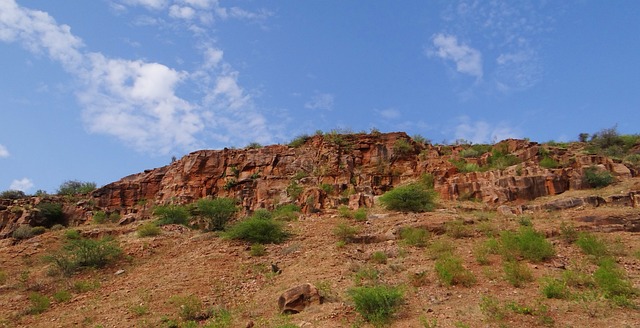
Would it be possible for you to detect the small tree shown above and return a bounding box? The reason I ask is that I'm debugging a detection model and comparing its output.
[153,204,190,226]
[348,285,404,327]
[578,133,590,143]
[225,213,289,244]
[57,180,97,196]
[379,183,436,212]
[36,202,64,226]
[0,190,26,199]
[583,166,615,188]
[195,198,238,231]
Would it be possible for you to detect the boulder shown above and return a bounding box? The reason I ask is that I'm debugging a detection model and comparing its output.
[277,283,322,314]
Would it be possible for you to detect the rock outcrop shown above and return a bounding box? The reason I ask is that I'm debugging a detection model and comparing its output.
[91,133,634,216]
[1,132,638,237]
[277,283,322,314]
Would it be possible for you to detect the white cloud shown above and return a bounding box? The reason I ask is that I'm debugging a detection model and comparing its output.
[376,108,401,120]
[181,0,214,9]
[495,44,542,91]
[0,144,9,158]
[203,46,223,68]
[78,54,203,153]
[121,0,168,10]
[10,178,34,192]
[169,5,196,20]
[438,0,556,91]
[0,0,274,154]
[454,116,520,144]
[429,33,483,79]
[0,0,84,71]
[305,93,334,111]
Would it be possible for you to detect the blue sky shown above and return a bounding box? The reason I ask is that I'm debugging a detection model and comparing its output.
[1,0,639,193]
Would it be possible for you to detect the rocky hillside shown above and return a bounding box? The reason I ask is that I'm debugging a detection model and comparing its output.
[1,131,640,327]
[93,132,635,212]
[2,132,639,238]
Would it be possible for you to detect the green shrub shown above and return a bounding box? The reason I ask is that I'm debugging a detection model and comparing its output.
[473,239,498,265]
[450,159,482,173]
[393,139,414,157]
[63,229,81,240]
[169,295,205,321]
[338,206,367,221]
[434,254,476,287]
[93,211,108,224]
[444,219,471,238]
[0,189,26,199]
[517,215,533,227]
[427,239,455,260]
[399,227,429,247]
[353,208,367,221]
[348,285,404,327]
[137,222,161,237]
[539,157,559,169]
[594,258,638,303]
[370,251,388,264]
[50,224,65,231]
[624,153,640,166]
[320,183,334,194]
[286,181,303,199]
[195,198,238,231]
[153,204,190,226]
[583,166,614,188]
[459,148,481,158]
[206,308,232,328]
[333,223,359,243]
[245,142,262,149]
[250,243,266,256]
[540,277,568,299]
[53,290,72,303]
[57,180,96,196]
[225,216,288,244]
[36,202,64,226]
[379,183,436,212]
[72,279,100,293]
[479,296,508,322]
[412,134,430,144]
[488,149,521,170]
[575,233,609,259]
[27,292,50,315]
[559,222,578,243]
[45,237,122,276]
[31,226,46,235]
[503,261,534,287]
[288,134,310,148]
[12,225,34,240]
[272,204,300,221]
[500,227,555,262]
[353,266,380,286]
[109,212,120,222]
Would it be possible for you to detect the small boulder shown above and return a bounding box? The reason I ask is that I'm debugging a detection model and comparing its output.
[277,283,322,314]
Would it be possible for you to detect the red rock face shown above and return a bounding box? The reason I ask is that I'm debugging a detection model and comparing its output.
[90,133,635,216]
[1,133,638,237]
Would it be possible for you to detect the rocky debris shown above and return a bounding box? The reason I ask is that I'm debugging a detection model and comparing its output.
[277,283,323,314]
[575,214,640,233]
[117,214,136,225]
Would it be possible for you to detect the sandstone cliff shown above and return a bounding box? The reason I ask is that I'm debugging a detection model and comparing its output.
[91,133,635,214]
[1,132,637,238]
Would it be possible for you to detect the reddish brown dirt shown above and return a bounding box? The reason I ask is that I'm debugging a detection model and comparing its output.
[2,186,640,327]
